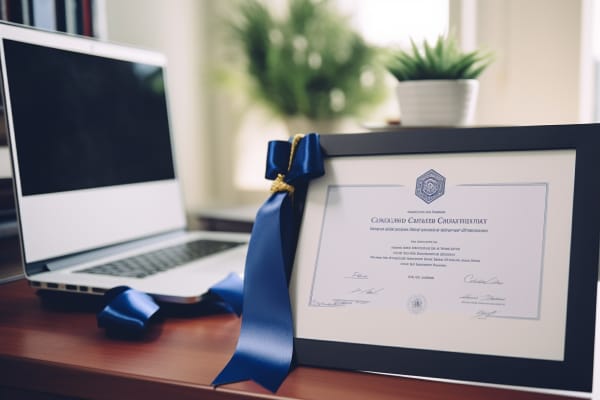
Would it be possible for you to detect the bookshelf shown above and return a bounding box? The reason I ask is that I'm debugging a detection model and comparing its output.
[0,0,107,39]
[0,0,107,283]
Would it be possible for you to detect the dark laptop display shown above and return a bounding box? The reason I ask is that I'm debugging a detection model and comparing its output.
[4,39,175,196]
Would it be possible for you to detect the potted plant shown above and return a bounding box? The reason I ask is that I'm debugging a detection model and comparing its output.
[385,35,493,127]
[228,0,386,134]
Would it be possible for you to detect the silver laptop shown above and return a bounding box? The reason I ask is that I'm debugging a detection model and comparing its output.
[0,23,249,303]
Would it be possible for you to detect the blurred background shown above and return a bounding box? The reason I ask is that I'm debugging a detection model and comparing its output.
[101,0,596,215]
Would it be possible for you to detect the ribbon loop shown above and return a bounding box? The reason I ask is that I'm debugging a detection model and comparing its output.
[213,133,324,392]
[286,133,325,184]
[97,286,160,338]
[265,141,292,180]
[266,134,323,185]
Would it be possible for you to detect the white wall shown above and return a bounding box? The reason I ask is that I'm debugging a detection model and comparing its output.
[454,0,593,126]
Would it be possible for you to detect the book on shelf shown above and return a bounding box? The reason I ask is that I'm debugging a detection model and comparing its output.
[32,0,56,31]
[0,104,6,147]
[0,147,10,179]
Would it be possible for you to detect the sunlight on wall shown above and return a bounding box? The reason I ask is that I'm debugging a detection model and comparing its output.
[234,111,290,193]
[338,0,448,46]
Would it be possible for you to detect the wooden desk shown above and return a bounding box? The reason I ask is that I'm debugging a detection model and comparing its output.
[0,279,582,400]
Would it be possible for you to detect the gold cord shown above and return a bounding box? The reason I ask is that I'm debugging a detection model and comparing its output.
[270,134,305,194]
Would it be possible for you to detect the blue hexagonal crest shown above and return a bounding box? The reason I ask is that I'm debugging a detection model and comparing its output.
[415,169,445,204]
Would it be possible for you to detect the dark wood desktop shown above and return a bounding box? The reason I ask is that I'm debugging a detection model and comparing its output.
[0,276,583,400]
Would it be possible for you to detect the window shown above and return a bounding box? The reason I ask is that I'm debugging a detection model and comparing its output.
[338,0,449,46]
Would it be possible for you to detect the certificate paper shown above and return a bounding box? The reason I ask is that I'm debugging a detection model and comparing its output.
[310,182,547,321]
[292,150,575,362]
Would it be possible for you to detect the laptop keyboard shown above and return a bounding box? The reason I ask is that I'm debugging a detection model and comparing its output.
[75,239,245,279]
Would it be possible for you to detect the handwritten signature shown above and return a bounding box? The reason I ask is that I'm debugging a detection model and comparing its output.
[345,272,369,279]
[474,310,498,319]
[460,294,506,302]
[351,287,384,295]
[464,274,504,285]
[311,299,370,307]
[480,294,506,302]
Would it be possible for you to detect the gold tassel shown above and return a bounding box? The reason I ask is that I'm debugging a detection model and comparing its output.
[270,134,305,194]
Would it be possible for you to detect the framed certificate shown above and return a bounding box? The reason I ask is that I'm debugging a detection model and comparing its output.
[290,124,600,392]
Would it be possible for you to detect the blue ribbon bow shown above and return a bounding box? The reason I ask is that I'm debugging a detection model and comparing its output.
[213,133,324,392]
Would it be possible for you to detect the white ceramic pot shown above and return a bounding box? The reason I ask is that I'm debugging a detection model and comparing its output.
[395,79,479,127]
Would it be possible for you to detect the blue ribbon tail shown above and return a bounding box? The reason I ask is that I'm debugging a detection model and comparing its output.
[213,192,294,392]
[209,272,244,316]
[213,133,324,393]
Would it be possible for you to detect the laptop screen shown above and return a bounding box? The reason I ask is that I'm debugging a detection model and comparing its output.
[0,25,187,265]
[4,39,175,196]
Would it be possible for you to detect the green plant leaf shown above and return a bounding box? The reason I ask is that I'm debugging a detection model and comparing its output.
[386,34,494,81]
[226,0,386,120]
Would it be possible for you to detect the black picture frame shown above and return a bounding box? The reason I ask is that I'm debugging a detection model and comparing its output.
[291,124,600,393]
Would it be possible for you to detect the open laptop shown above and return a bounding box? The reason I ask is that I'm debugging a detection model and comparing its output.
[0,23,250,303]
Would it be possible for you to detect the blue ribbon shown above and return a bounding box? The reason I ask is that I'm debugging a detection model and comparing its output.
[207,271,244,316]
[98,286,160,338]
[98,272,244,337]
[213,133,324,392]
